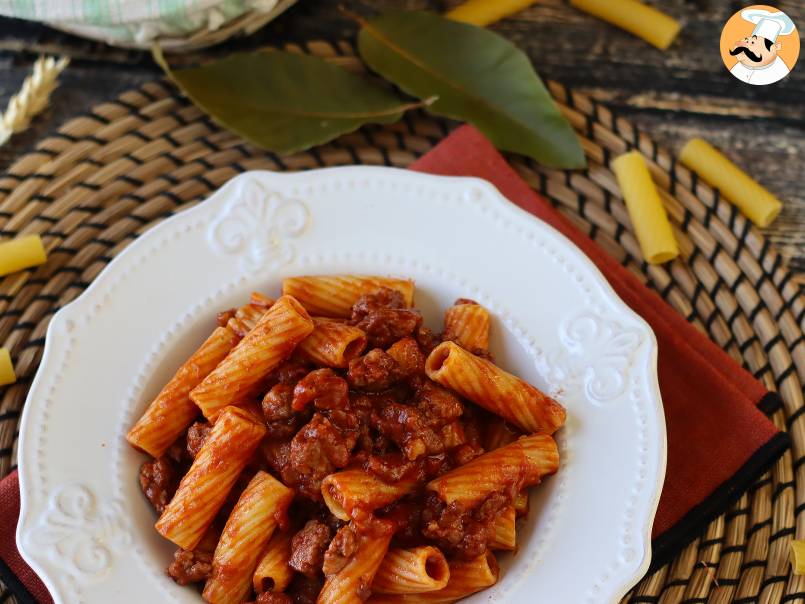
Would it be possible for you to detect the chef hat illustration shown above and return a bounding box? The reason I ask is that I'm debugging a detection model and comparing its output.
[741,8,796,42]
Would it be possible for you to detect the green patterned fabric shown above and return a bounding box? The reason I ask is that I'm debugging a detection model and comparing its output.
[0,0,294,44]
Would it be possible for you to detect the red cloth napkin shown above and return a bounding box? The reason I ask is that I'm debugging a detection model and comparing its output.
[0,125,787,602]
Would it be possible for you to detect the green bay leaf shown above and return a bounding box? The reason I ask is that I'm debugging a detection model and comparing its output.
[154,47,421,155]
[357,10,586,169]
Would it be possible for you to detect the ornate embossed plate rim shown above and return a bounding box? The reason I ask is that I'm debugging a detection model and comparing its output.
[16,166,666,604]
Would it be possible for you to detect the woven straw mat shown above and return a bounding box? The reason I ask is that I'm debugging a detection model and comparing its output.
[0,40,802,604]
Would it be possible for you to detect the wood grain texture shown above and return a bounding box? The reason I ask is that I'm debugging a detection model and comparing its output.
[0,0,801,279]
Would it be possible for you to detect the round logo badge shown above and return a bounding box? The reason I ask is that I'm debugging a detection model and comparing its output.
[720,5,799,85]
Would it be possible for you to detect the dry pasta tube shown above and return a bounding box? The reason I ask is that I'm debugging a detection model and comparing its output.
[0,349,15,386]
[297,319,368,368]
[253,531,293,593]
[791,540,805,574]
[126,326,240,458]
[319,520,395,604]
[426,341,566,434]
[443,300,490,352]
[0,235,47,277]
[373,547,450,594]
[680,138,783,227]
[203,471,294,604]
[611,151,679,265]
[367,551,499,604]
[155,406,266,550]
[427,435,558,508]
[446,0,536,26]
[282,275,415,318]
[488,506,516,550]
[322,469,419,521]
[569,0,680,50]
[190,295,314,420]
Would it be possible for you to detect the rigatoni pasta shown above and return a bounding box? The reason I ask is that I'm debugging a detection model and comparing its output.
[190,295,314,420]
[373,547,450,594]
[442,299,490,352]
[297,319,368,368]
[426,341,566,434]
[132,277,565,602]
[322,469,419,521]
[202,471,294,604]
[319,519,395,604]
[253,530,294,593]
[126,325,240,458]
[282,275,415,317]
[154,406,266,550]
[368,551,499,604]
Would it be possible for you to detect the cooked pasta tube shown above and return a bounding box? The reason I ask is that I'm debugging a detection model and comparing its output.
[488,507,516,550]
[482,417,520,451]
[611,151,679,265]
[322,470,419,521]
[446,0,536,26]
[791,540,805,575]
[203,472,294,604]
[569,0,681,50]
[282,275,415,318]
[427,435,558,508]
[319,519,395,604]
[0,235,47,277]
[373,547,450,594]
[425,342,565,434]
[155,406,266,550]
[190,295,314,420]
[368,551,499,604]
[126,326,240,458]
[253,530,293,593]
[227,294,274,337]
[679,138,783,227]
[0,349,15,386]
[297,319,368,368]
[442,300,490,352]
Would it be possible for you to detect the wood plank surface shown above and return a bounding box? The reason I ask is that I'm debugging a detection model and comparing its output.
[0,0,801,278]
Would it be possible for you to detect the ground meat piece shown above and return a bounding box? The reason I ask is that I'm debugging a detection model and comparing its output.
[415,380,463,428]
[353,308,422,349]
[290,520,333,578]
[166,548,212,585]
[380,500,422,548]
[272,361,311,386]
[322,523,359,576]
[451,443,485,466]
[263,438,292,476]
[286,414,353,500]
[287,575,323,604]
[186,421,211,459]
[386,337,425,379]
[365,453,417,483]
[415,325,441,355]
[216,308,236,327]
[293,369,349,412]
[351,288,407,318]
[322,408,360,451]
[166,436,187,465]
[371,401,443,460]
[140,457,176,514]
[249,592,293,604]
[263,384,308,439]
[347,349,402,392]
[421,491,511,560]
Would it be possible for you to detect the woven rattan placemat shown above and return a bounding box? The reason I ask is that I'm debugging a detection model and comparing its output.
[0,40,803,603]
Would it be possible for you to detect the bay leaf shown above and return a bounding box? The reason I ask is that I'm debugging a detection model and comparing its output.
[357,10,586,169]
[154,47,425,155]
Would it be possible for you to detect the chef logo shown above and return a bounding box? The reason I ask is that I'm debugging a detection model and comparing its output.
[720,5,799,85]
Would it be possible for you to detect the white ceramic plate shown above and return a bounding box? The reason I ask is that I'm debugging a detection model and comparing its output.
[16,167,666,604]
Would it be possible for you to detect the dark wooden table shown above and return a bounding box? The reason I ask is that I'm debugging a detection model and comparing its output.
[0,0,802,279]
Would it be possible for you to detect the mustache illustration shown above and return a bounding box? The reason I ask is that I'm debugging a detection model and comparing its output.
[730,46,763,62]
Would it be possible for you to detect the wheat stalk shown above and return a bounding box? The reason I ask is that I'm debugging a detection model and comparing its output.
[0,56,70,147]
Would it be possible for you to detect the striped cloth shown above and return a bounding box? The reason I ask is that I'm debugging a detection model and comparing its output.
[0,0,295,45]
